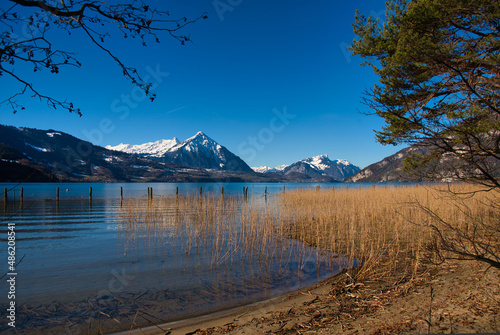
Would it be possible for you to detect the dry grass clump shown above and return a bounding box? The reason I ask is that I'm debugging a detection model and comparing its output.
[274,184,499,283]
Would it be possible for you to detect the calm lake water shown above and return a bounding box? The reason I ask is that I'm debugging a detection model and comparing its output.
[0,182,368,334]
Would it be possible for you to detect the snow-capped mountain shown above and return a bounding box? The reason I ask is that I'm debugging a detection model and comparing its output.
[107,131,253,172]
[162,132,253,172]
[106,138,180,157]
[0,124,361,182]
[295,155,361,181]
[252,166,276,173]
[0,125,263,182]
[251,165,288,173]
[252,155,361,181]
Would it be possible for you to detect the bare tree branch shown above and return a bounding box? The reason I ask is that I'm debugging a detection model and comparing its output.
[1,0,207,114]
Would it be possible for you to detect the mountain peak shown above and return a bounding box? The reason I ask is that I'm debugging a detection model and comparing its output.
[311,154,328,160]
[183,131,212,144]
[301,154,333,170]
[164,132,253,172]
[191,131,207,140]
[332,159,351,166]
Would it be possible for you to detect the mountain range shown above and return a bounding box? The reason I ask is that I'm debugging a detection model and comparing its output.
[0,125,190,182]
[7,123,477,184]
[252,155,360,182]
[0,125,360,183]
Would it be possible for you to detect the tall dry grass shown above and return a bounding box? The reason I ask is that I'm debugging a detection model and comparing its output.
[275,184,499,282]
[119,193,321,273]
[121,194,240,265]
[119,184,499,284]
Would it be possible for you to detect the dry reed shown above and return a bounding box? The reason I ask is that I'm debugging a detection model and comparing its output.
[119,184,499,285]
[87,184,500,334]
[118,193,316,273]
[275,184,499,283]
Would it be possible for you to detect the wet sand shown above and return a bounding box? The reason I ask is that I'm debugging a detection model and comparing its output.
[113,259,499,335]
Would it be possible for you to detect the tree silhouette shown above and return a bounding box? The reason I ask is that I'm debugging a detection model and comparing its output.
[1,0,207,115]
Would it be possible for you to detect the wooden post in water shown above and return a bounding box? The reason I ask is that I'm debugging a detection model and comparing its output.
[316,185,320,192]
[19,188,23,209]
[4,188,7,203]
[221,186,224,197]
[150,187,153,200]
[283,185,285,193]
[245,187,248,200]
[56,187,60,212]
[332,186,335,191]
[120,187,123,207]
[89,187,93,206]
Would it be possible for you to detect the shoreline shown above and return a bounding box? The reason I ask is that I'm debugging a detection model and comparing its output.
[111,259,499,335]
[111,273,340,335]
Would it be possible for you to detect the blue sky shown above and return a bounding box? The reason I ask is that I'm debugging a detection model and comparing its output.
[1,0,403,169]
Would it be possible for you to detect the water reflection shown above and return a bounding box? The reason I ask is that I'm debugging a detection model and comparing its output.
[0,185,353,334]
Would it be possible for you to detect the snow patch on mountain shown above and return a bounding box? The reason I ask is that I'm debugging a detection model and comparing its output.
[332,159,351,166]
[303,155,331,171]
[25,142,50,152]
[251,166,276,173]
[106,138,180,157]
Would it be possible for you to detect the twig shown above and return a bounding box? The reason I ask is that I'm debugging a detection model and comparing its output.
[427,286,434,334]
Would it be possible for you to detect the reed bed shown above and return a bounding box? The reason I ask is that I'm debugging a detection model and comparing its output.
[275,184,499,282]
[119,193,329,275]
[119,183,499,285]
[121,194,241,266]
[94,184,499,333]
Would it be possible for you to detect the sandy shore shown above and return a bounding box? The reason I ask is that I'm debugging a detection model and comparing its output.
[113,259,499,335]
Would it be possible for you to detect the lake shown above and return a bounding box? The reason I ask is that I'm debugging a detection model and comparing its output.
[0,182,365,334]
